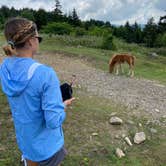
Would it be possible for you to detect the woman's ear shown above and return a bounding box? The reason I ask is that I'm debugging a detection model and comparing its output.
[27,38,33,47]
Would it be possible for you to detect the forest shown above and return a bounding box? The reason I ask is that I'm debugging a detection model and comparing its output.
[0,0,165,49]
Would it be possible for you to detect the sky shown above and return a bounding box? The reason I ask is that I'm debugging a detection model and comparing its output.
[0,0,165,25]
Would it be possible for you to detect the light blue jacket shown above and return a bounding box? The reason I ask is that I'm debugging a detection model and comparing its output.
[0,57,66,161]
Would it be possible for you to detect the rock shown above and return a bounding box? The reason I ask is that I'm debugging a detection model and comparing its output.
[138,123,142,127]
[124,137,133,146]
[122,134,126,138]
[150,128,157,134]
[109,117,123,125]
[115,148,125,158]
[115,135,120,139]
[92,132,98,136]
[127,120,134,125]
[155,108,160,113]
[134,132,146,144]
[149,52,159,58]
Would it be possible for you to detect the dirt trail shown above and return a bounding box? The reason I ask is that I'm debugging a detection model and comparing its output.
[35,53,166,119]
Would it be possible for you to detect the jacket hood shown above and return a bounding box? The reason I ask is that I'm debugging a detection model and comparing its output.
[0,57,40,97]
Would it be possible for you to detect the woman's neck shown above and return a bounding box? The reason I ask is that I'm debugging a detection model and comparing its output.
[16,48,33,58]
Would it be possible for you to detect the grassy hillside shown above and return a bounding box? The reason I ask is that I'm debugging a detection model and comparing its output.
[39,34,166,84]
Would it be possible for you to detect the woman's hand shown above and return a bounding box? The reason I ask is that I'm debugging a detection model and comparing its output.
[64,97,75,107]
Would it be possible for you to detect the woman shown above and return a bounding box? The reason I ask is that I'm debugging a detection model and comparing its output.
[0,17,74,166]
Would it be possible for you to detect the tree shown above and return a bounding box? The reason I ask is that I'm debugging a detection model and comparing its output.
[132,22,143,43]
[0,6,10,18]
[34,9,47,30]
[53,0,63,21]
[158,15,166,34]
[124,21,133,43]
[71,8,81,26]
[105,21,111,27]
[143,17,158,47]
[20,8,35,21]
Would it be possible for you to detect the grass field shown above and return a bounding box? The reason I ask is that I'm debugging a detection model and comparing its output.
[0,34,166,166]
[0,88,165,166]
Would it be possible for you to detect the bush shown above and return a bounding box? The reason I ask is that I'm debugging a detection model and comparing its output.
[101,34,116,50]
[42,22,72,35]
[155,33,166,47]
[74,27,87,36]
[88,26,112,37]
[88,26,104,36]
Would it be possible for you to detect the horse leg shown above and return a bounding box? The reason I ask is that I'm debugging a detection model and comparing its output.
[115,64,119,75]
[128,65,131,76]
[120,63,124,74]
[130,65,134,77]
[128,58,133,77]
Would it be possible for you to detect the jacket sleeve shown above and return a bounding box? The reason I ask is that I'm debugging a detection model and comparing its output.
[41,68,66,129]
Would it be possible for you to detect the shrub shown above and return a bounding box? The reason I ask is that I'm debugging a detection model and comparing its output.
[155,33,166,47]
[74,27,87,36]
[88,26,112,37]
[42,22,72,35]
[101,34,116,50]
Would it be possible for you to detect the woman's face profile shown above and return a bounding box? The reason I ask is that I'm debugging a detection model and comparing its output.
[30,30,40,55]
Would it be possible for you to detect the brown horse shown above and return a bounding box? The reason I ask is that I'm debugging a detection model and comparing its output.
[109,54,135,77]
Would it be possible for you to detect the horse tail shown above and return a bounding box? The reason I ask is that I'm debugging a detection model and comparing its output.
[109,54,116,73]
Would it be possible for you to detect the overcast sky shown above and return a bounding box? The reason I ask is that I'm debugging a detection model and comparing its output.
[0,0,165,25]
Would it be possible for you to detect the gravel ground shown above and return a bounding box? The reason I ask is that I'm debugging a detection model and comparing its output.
[36,52,166,119]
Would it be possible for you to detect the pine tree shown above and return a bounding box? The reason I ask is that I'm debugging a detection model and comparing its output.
[143,17,158,47]
[34,8,47,30]
[124,21,133,42]
[158,15,166,34]
[53,0,63,22]
[71,8,81,26]
[133,22,142,43]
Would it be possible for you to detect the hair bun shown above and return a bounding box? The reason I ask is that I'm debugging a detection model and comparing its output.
[2,44,17,56]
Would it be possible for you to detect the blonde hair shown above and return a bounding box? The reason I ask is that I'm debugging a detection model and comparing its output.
[3,17,37,56]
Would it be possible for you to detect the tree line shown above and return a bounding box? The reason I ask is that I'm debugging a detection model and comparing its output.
[0,0,165,48]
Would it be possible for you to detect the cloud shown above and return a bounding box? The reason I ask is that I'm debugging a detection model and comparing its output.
[0,0,165,24]
[155,0,166,11]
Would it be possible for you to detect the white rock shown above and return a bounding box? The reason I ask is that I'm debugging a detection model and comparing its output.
[92,132,98,136]
[122,134,126,138]
[109,117,123,125]
[134,132,146,144]
[115,135,120,139]
[115,148,125,158]
[155,108,160,113]
[124,137,133,146]
[138,123,142,127]
[150,128,157,134]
